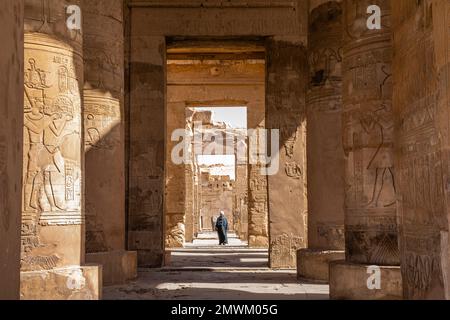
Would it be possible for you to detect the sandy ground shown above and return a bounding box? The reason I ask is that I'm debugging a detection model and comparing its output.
[103,233,329,300]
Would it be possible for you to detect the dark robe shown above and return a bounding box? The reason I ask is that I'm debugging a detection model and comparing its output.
[215,215,228,245]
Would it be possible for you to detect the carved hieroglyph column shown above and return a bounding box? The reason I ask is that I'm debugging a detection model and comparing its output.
[20,0,101,299]
[128,34,165,266]
[248,163,269,247]
[0,0,24,300]
[297,1,345,282]
[185,162,195,243]
[266,38,308,269]
[329,0,402,299]
[82,0,137,285]
[234,162,248,240]
[393,0,450,300]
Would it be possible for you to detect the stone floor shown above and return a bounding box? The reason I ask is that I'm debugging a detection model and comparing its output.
[103,232,330,300]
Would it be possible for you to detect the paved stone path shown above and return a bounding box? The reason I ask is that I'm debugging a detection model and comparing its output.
[103,233,329,300]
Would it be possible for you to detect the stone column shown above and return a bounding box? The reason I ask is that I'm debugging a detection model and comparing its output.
[266,38,308,269]
[128,34,165,266]
[0,0,24,300]
[21,0,101,299]
[393,0,450,300]
[185,162,195,243]
[248,163,269,247]
[329,0,402,299]
[82,0,137,286]
[234,162,248,240]
[297,1,345,282]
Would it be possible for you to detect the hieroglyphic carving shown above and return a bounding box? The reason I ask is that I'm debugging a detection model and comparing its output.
[22,0,84,271]
[270,233,305,269]
[342,0,399,265]
[23,56,82,225]
[306,2,346,251]
[316,223,345,249]
[248,163,268,247]
[266,39,308,268]
[393,0,450,299]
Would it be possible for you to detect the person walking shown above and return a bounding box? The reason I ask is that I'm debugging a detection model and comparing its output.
[215,211,228,245]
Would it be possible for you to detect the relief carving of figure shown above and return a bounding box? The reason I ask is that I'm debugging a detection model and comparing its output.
[24,59,77,213]
[358,103,396,208]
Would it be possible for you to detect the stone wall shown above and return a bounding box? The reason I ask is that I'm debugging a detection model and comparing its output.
[393,0,450,299]
[200,174,235,231]
[0,0,24,300]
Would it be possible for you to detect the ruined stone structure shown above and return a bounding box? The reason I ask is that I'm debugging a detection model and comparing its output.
[199,173,235,231]
[1,0,450,300]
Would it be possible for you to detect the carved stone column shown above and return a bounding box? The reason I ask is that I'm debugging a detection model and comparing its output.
[248,163,268,247]
[185,162,195,243]
[234,162,248,240]
[266,38,308,269]
[82,0,137,286]
[0,0,24,300]
[393,0,450,300]
[21,0,101,299]
[297,1,345,282]
[329,0,402,299]
[128,34,165,267]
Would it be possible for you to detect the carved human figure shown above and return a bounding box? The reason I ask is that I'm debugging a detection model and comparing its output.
[24,59,75,212]
[358,103,395,208]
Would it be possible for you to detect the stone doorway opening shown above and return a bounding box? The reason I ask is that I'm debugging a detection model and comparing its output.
[164,40,269,269]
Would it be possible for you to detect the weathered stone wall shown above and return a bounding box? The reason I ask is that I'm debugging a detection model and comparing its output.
[342,0,399,266]
[306,1,345,251]
[200,174,235,230]
[266,38,309,268]
[0,0,24,300]
[393,0,450,299]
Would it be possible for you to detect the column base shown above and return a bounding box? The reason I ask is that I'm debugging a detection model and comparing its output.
[20,264,102,300]
[297,249,345,282]
[86,250,138,286]
[329,260,402,300]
